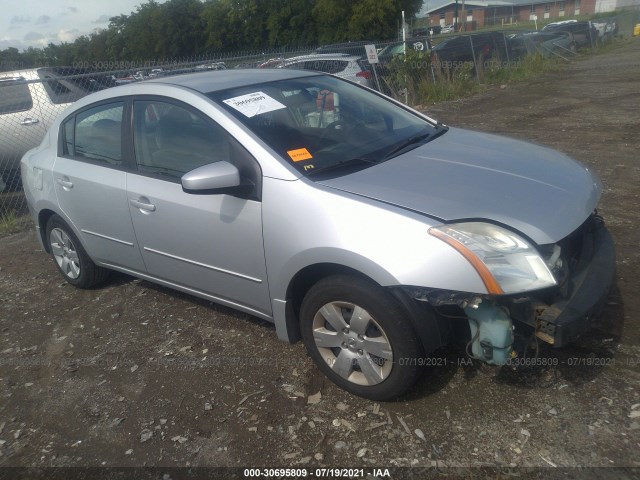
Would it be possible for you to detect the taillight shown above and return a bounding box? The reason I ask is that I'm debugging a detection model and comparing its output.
[356,71,372,79]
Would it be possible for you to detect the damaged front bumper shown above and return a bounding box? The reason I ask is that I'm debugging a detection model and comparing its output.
[407,216,616,363]
[526,222,616,347]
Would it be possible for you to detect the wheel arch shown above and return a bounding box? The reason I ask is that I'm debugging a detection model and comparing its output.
[285,263,373,342]
[281,262,449,355]
[37,207,81,254]
[38,208,59,253]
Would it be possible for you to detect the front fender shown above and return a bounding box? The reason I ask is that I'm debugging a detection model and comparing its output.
[263,177,487,301]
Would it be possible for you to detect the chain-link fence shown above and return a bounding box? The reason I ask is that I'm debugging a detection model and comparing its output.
[0,13,633,223]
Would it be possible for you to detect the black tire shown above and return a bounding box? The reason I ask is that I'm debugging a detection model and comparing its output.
[300,275,424,401]
[45,214,109,288]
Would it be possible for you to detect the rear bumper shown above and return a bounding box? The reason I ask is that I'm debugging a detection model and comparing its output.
[536,225,616,347]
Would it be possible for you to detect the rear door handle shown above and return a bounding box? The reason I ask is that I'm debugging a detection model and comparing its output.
[130,198,156,212]
[55,177,73,189]
[20,118,40,126]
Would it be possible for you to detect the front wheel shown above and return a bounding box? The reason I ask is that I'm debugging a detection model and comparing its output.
[46,214,109,288]
[300,275,424,400]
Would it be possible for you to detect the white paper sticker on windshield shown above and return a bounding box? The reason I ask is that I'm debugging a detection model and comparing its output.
[223,91,286,118]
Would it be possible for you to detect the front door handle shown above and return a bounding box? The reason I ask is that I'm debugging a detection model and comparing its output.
[130,198,156,212]
[20,117,40,126]
[55,177,73,189]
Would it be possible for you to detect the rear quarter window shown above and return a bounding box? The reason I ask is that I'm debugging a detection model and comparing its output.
[0,78,33,114]
[305,60,349,74]
[38,75,91,105]
[65,102,124,165]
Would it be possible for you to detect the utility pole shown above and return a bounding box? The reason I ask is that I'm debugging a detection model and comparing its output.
[462,0,466,31]
[454,0,459,28]
[402,10,407,105]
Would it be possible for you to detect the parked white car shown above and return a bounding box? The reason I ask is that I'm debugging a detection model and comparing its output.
[280,54,373,88]
[440,24,455,34]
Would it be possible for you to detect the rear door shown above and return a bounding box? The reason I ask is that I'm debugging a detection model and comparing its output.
[53,101,146,271]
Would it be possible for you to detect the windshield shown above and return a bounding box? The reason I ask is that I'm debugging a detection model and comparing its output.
[208,75,441,177]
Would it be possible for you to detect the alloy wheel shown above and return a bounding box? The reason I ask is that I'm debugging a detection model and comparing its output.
[311,301,393,386]
[49,228,81,280]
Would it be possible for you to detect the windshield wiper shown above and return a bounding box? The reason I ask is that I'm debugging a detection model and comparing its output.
[306,157,378,177]
[384,124,448,160]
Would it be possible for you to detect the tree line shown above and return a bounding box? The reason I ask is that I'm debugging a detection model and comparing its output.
[1,0,423,69]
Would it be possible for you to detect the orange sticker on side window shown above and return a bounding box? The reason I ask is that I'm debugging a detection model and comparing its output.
[287,148,313,162]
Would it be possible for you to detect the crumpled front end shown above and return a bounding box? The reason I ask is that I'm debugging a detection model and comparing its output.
[406,214,615,364]
[507,214,615,348]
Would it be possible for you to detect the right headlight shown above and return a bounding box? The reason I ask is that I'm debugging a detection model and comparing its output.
[429,222,557,295]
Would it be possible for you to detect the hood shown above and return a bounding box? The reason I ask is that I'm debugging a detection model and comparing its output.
[318,127,601,245]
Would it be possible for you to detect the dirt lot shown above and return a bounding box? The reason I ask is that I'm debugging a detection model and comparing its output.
[1,39,639,478]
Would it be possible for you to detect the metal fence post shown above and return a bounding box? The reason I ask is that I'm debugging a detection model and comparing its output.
[469,35,478,79]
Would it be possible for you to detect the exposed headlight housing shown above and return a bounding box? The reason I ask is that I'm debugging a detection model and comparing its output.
[429,222,557,295]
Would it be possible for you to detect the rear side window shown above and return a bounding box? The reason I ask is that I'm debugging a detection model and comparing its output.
[64,102,124,165]
[304,60,349,74]
[0,77,33,114]
[286,60,349,75]
[39,75,91,105]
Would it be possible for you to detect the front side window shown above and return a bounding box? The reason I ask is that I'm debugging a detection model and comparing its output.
[0,77,33,114]
[210,75,442,178]
[72,102,124,164]
[133,100,231,179]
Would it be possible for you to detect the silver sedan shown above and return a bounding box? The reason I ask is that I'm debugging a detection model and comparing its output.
[21,69,615,400]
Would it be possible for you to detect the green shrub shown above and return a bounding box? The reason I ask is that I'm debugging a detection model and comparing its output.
[380,48,561,105]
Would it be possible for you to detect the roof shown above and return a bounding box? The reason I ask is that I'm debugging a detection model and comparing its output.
[145,68,319,93]
[424,0,566,15]
[0,68,43,80]
[424,0,511,15]
[283,53,361,63]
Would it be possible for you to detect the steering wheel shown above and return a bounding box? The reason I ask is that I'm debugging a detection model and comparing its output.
[324,119,347,130]
[319,119,348,140]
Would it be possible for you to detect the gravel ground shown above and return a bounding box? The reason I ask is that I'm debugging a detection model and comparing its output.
[0,39,639,479]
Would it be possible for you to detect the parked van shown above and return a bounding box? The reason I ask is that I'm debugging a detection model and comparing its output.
[0,68,111,191]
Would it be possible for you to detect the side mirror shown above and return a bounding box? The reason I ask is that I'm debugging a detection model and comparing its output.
[181,161,240,192]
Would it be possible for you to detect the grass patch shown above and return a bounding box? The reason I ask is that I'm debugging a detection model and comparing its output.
[0,208,29,236]
[483,53,562,84]
[417,76,482,103]
[590,36,632,55]
[382,50,563,105]
[0,210,19,235]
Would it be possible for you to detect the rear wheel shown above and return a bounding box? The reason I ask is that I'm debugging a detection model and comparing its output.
[46,214,109,288]
[300,275,424,400]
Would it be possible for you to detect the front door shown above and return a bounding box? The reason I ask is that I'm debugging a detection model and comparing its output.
[126,99,271,315]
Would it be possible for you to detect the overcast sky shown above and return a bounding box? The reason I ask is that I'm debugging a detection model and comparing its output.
[1,0,169,51]
[2,0,440,51]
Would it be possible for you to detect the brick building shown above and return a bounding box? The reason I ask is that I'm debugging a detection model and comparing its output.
[425,0,598,29]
